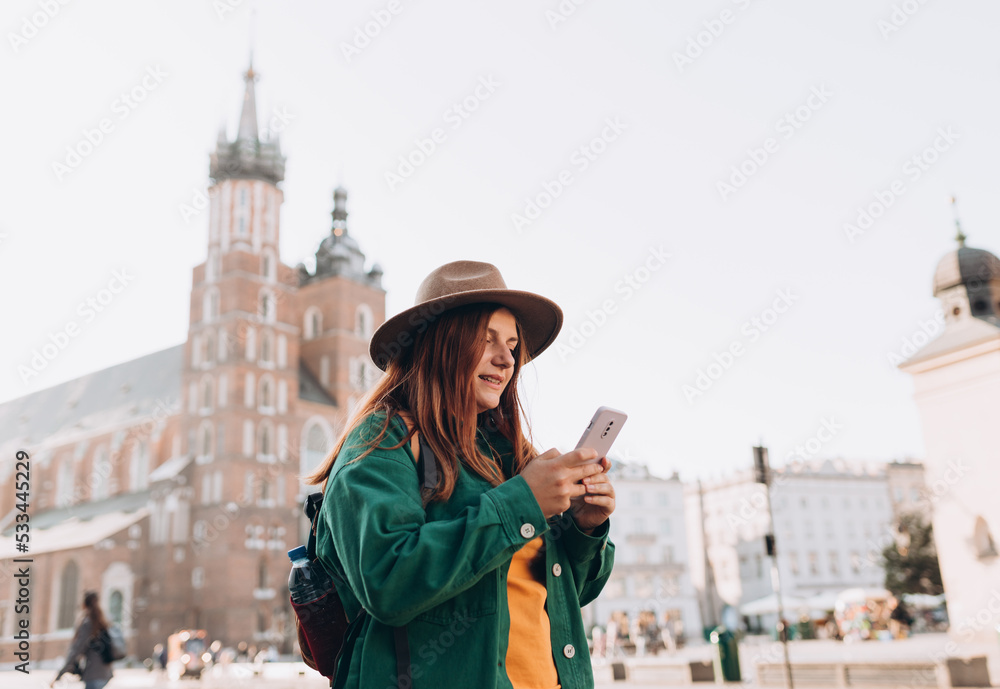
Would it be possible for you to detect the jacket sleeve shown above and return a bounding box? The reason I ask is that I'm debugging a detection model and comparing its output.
[322,447,548,627]
[55,618,90,680]
[555,515,615,607]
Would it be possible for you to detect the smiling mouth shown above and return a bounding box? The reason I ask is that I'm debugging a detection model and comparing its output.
[479,375,504,387]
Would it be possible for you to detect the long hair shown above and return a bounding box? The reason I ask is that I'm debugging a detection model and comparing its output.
[83,591,109,638]
[305,303,537,503]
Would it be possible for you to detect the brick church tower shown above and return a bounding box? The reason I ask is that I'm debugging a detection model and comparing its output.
[0,62,385,662]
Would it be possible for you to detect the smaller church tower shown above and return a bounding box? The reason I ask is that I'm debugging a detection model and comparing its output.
[899,202,1000,645]
[296,187,385,425]
[931,202,1000,325]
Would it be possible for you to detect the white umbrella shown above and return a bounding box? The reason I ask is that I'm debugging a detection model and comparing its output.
[740,593,810,616]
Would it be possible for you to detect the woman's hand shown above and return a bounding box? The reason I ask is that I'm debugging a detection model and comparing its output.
[570,456,615,533]
[520,448,605,518]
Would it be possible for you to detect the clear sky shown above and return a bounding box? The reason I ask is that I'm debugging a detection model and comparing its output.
[3,0,999,481]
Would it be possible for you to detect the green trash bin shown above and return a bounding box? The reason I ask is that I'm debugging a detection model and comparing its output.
[710,625,741,682]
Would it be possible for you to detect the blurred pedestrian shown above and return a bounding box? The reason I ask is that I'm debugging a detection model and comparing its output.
[51,591,114,689]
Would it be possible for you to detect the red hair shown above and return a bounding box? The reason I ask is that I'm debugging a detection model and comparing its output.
[306,303,536,503]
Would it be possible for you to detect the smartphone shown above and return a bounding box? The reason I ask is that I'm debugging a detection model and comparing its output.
[575,406,628,463]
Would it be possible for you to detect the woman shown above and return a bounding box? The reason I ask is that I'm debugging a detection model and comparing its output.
[307,260,617,688]
[51,591,114,689]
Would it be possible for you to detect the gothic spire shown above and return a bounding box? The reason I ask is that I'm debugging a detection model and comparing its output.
[951,195,967,248]
[237,59,259,144]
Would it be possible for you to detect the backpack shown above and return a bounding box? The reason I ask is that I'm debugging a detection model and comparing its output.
[96,624,126,663]
[293,415,438,687]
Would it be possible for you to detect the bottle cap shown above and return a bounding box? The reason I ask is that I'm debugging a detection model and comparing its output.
[287,545,308,561]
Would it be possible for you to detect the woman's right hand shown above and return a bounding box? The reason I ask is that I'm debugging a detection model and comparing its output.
[519,447,604,518]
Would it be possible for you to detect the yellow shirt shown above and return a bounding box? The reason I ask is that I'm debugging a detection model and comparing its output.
[505,536,561,689]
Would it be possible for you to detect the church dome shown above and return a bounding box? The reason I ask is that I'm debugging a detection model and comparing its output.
[932,245,1000,296]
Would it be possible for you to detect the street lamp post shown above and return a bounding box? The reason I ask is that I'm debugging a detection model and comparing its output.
[754,445,794,689]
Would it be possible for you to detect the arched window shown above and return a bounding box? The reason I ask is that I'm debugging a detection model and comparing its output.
[258,559,269,589]
[199,421,214,460]
[261,250,276,282]
[304,307,322,340]
[302,422,331,480]
[130,441,149,491]
[201,377,214,410]
[259,423,273,458]
[974,516,998,559]
[91,446,110,501]
[108,590,124,625]
[355,304,373,339]
[204,332,215,364]
[260,331,273,363]
[259,376,273,409]
[258,291,276,324]
[203,289,220,323]
[57,561,79,629]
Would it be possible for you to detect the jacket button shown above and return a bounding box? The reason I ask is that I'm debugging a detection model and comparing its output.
[563,644,575,659]
[552,563,562,577]
[519,523,535,539]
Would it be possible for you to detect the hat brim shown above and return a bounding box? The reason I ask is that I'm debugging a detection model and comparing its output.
[369,289,563,370]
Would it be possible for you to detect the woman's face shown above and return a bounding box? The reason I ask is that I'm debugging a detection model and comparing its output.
[474,307,518,414]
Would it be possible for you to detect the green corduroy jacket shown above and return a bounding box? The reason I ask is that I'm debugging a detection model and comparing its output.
[315,412,615,689]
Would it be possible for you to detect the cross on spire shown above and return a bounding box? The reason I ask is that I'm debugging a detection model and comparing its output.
[951,195,967,248]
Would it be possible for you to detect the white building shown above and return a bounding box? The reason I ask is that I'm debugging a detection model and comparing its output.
[899,228,1000,645]
[587,463,703,641]
[685,459,897,630]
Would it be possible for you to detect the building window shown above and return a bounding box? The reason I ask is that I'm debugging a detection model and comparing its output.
[199,422,213,461]
[260,331,273,363]
[829,551,839,575]
[355,304,373,339]
[788,552,799,576]
[663,546,674,563]
[245,372,255,408]
[259,376,273,409]
[304,308,322,341]
[259,423,273,459]
[201,377,214,411]
[203,289,220,323]
[850,552,861,573]
[129,441,148,492]
[302,422,330,481]
[108,590,124,625]
[755,553,763,578]
[91,446,110,501]
[808,552,819,576]
[258,291,275,324]
[57,561,79,629]
[258,559,269,589]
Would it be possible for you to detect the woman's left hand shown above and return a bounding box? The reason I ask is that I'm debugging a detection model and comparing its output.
[569,456,615,533]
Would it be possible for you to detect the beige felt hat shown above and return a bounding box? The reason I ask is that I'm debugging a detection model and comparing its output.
[369,260,563,370]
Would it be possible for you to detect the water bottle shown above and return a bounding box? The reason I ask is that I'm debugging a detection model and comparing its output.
[287,546,333,604]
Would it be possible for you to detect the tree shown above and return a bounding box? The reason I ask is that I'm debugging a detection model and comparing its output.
[881,513,944,596]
